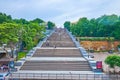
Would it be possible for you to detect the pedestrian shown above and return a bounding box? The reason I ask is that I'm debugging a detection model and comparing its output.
[1,66,4,71]
[54,45,56,48]
[46,40,49,46]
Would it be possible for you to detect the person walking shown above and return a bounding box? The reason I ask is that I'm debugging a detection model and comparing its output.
[1,65,4,71]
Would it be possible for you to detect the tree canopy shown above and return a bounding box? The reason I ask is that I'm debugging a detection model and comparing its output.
[0,22,20,44]
[64,14,120,40]
[30,18,44,24]
[64,21,70,31]
[47,21,55,29]
[0,12,12,23]
[0,12,46,50]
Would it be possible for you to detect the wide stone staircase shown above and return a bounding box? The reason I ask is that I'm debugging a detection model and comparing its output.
[9,28,93,80]
[42,29,75,47]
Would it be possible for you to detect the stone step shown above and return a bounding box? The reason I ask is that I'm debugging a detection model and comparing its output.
[33,48,82,57]
[20,61,91,71]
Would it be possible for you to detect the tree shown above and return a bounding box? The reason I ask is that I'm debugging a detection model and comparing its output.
[0,22,20,58]
[64,21,71,31]
[0,23,20,44]
[0,12,46,50]
[89,19,97,36]
[30,18,44,24]
[13,18,29,24]
[19,22,45,50]
[47,21,55,29]
[0,12,47,60]
[65,14,120,40]
[70,17,90,37]
[0,13,12,23]
[112,21,120,40]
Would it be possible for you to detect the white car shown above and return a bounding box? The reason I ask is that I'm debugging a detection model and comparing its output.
[0,72,9,80]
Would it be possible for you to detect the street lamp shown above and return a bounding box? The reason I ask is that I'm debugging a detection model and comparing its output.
[2,44,7,49]
[88,49,89,58]
[15,46,19,61]
[2,44,9,57]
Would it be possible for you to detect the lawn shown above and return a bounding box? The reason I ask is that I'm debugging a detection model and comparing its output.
[77,37,115,41]
[17,52,27,60]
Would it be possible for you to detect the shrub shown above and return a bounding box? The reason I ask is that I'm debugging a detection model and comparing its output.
[117,45,120,48]
[105,55,120,68]
[17,52,27,60]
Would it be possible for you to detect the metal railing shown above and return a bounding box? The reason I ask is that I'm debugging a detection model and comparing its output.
[7,73,120,80]
[37,29,55,47]
[66,29,79,47]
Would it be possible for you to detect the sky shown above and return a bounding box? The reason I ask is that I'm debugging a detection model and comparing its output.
[0,0,120,27]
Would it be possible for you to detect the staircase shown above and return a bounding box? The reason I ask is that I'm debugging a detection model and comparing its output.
[10,28,93,80]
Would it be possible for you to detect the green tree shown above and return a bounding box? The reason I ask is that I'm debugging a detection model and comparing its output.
[20,23,45,50]
[47,21,55,29]
[64,21,71,31]
[30,18,44,24]
[0,13,12,23]
[0,22,20,58]
[0,12,46,60]
[89,19,97,36]
[113,21,120,40]
[13,18,29,24]
[70,17,90,37]
[0,23,20,44]
[66,14,120,40]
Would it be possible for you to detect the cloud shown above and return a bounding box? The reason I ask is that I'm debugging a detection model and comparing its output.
[51,0,120,26]
[0,0,120,27]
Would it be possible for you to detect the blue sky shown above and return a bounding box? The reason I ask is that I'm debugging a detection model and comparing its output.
[0,0,120,27]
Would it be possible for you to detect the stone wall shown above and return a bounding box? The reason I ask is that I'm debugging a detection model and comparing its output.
[80,41,120,51]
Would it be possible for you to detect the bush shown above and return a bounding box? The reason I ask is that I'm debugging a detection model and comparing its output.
[17,52,27,60]
[78,37,115,41]
[105,55,120,68]
[117,45,120,48]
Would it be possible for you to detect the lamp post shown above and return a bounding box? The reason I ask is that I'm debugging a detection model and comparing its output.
[15,46,19,61]
[2,44,7,49]
[88,49,89,58]
[118,45,120,54]
[2,44,8,57]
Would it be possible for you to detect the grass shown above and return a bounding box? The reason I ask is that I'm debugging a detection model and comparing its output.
[77,37,115,41]
[17,52,27,60]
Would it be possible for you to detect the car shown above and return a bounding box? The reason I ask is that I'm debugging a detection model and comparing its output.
[0,72,9,80]
[90,55,94,58]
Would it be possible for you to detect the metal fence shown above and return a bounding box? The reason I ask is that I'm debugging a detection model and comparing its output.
[7,73,120,80]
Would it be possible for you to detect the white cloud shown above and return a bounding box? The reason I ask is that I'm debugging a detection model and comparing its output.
[51,0,120,26]
[0,0,120,27]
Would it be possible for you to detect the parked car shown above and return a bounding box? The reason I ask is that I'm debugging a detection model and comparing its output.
[0,72,9,80]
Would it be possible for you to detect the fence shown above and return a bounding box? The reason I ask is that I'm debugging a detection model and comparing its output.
[7,73,120,80]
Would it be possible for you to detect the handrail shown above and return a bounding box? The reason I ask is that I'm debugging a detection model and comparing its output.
[8,73,120,80]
